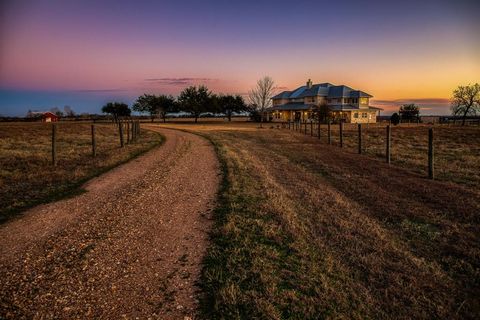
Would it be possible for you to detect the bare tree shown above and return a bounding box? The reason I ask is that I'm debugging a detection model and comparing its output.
[63,105,75,117]
[248,76,275,127]
[451,83,480,126]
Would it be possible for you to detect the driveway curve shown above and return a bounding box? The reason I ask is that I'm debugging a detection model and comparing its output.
[0,127,220,319]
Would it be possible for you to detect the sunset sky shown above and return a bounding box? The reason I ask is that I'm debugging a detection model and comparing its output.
[0,0,479,116]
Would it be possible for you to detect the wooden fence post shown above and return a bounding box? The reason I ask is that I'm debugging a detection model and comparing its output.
[310,121,313,136]
[119,121,124,147]
[317,122,321,139]
[138,121,141,136]
[288,121,291,130]
[132,121,135,137]
[52,124,57,166]
[328,121,331,144]
[428,128,434,179]
[339,122,343,147]
[304,121,307,135]
[127,121,130,144]
[133,121,136,141]
[386,125,391,164]
[358,124,362,154]
[91,124,96,157]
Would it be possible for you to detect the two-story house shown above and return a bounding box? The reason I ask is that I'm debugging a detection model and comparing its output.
[269,80,382,123]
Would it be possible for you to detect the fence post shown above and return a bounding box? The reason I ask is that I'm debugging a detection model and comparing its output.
[304,121,307,135]
[328,121,331,144]
[339,122,343,147]
[428,128,434,179]
[358,124,362,154]
[132,121,137,142]
[52,124,57,166]
[138,121,141,136]
[119,121,124,147]
[91,124,96,157]
[386,125,391,164]
[317,122,321,139]
[310,121,313,136]
[288,121,290,130]
[133,121,136,141]
[127,121,130,144]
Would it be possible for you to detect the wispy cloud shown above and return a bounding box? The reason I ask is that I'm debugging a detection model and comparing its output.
[144,78,219,86]
[72,88,128,93]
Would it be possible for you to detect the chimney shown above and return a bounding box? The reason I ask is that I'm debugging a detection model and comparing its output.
[306,79,312,89]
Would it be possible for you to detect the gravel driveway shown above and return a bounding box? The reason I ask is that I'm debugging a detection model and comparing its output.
[0,127,220,319]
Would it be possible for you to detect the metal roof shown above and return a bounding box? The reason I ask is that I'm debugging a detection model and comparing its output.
[271,91,292,99]
[329,105,383,111]
[272,82,373,99]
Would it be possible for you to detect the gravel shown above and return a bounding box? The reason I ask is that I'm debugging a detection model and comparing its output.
[0,127,220,319]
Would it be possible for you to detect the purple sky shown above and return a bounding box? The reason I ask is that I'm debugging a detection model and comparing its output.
[0,0,479,116]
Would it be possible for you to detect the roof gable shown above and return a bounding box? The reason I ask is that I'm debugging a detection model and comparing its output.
[272,91,292,99]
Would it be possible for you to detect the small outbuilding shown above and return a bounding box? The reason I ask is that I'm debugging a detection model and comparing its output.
[40,112,59,122]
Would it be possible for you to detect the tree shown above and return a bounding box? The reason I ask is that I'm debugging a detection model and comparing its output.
[63,105,75,117]
[391,112,400,125]
[312,100,330,123]
[177,86,212,123]
[246,104,261,122]
[50,107,63,117]
[216,94,247,121]
[133,94,176,122]
[451,83,480,126]
[101,102,131,122]
[248,76,275,127]
[399,104,420,121]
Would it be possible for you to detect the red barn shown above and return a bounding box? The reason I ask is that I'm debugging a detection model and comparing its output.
[41,112,59,122]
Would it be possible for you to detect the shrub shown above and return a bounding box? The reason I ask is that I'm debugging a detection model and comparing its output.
[391,113,400,125]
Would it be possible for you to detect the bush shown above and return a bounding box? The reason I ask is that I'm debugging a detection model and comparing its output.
[391,113,400,125]
[249,111,262,122]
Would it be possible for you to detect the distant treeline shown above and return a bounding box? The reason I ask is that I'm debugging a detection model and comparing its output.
[0,113,250,123]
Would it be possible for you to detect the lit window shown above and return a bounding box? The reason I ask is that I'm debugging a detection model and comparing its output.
[360,98,368,104]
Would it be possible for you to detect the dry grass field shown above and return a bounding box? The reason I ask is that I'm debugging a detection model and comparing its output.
[0,122,162,221]
[148,121,480,319]
[328,123,480,187]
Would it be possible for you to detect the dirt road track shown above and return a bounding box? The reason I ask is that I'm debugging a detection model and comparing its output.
[0,127,220,319]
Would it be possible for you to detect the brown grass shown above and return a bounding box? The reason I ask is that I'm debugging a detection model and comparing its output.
[0,122,162,221]
[150,121,479,319]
